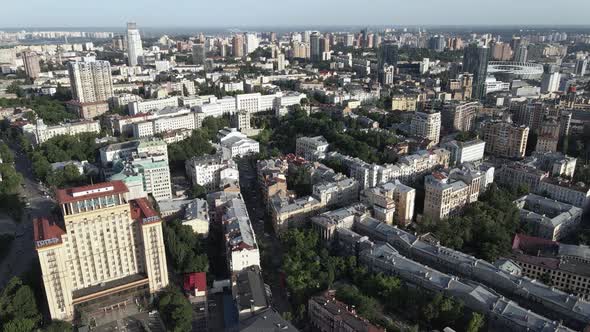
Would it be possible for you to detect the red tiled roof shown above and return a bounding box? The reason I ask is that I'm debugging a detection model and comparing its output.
[33,216,65,249]
[130,197,161,225]
[183,272,207,293]
[56,181,129,205]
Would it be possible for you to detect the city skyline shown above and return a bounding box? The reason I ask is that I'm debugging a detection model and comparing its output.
[3,0,590,28]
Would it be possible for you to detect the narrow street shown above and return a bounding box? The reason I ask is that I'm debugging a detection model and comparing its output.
[237,157,291,315]
[0,145,55,288]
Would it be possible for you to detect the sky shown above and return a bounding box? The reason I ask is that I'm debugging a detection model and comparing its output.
[3,0,590,28]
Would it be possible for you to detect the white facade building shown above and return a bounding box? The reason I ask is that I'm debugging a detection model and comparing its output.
[22,119,101,145]
[126,22,143,67]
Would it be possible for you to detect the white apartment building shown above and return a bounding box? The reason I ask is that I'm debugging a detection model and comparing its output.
[127,22,143,67]
[22,119,101,145]
[236,93,261,114]
[442,139,486,166]
[185,154,238,191]
[34,181,168,321]
[128,97,180,115]
[219,128,260,160]
[296,136,330,161]
[132,108,194,138]
[99,138,168,167]
[410,111,441,144]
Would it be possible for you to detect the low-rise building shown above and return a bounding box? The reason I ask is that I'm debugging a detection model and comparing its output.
[185,154,238,191]
[218,128,260,160]
[182,199,210,237]
[495,161,549,192]
[233,266,269,320]
[22,119,100,145]
[510,234,590,301]
[311,204,368,243]
[296,136,329,161]
[537,178,590,208]
[308,290,386,332]
[442,139,486,166]
[515,194,582,241]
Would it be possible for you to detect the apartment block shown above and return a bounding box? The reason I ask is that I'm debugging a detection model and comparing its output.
[361,180,416,225]
[442,139,486,166]
[410,110,441,144]
[481,120,529,159]
[515,194,582,241]
[510,234,590,301]
[185,154,239,191]
[109,152,172,202]
[296,136,329,161]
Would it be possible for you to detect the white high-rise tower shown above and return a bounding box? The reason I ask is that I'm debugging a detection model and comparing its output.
[127,22,143,67]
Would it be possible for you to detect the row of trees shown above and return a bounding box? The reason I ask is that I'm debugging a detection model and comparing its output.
[417,184,522,261]
[163,220,209,275]
[29,133,99,188]
[0,142,24,221]
[280,228,485,331]
[166,116,230,170]
[0,96,77,125]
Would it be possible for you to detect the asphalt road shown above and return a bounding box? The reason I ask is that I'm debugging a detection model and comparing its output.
[0,146,55,289]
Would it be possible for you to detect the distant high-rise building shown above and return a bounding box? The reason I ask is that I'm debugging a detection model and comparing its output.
[575,58,588,76]
[320,36,330,54]
[245,33,259,54]
[541,65,561,93]
[373,34,382,49]
[232,34,244,57]
[310,32,321,61]
[270,32,277,43]
[276,53,285,71]
[345,33,355,47]
[112,35,125,51]
[491,42,513,61]
[429,35,446,52]
[514,44,528,63]
[192,43,206,65]
[126,22,143,67]
[379,42,399,68]
[463,44,489,100]
[34,181,169,321]
[23,51,41,79]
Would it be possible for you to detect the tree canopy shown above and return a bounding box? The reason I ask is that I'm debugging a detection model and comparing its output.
[417,184,521,261]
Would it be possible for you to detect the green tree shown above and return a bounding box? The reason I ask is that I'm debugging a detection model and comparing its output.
[187,184,207,199]
[44,320,73,332]
[0,277,41,332]
[466,312,485,332]
[157,287,193,332]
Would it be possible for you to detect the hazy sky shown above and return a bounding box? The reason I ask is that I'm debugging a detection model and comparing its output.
[3,0,590,28]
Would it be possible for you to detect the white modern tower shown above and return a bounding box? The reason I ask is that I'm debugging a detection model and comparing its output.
[127,22,143,67]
